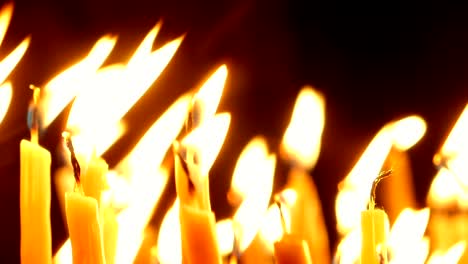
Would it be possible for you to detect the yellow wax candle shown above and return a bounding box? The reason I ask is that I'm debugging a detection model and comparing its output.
[361,170,391,264]
[65,192,105,264]
[179,204,222,264]
[174,149,221,264]
[102,207,118,264]
[274,234,312,264]
[20,139,52,264]
[240,233,275,263]
[361,209,388,264]
[273,191,312,264]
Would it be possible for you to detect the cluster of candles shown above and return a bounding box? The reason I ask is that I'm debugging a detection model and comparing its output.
[1,3,468,264]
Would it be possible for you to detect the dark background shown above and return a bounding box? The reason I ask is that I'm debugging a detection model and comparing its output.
[0,0,468,261]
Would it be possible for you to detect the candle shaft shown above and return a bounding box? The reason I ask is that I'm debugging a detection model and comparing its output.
[179,204,222,264]
[274,234,312,264]
[20,139,52,264]
[65,192,105,264]
[361,209,388,264]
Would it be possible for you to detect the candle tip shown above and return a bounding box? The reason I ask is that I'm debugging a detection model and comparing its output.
[62,131,81,184]
[369,169,392,210]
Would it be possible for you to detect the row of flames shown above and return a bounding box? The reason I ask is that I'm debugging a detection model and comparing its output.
[1,3,468,263]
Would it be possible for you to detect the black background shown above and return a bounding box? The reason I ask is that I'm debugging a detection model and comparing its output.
[0,0,468,262]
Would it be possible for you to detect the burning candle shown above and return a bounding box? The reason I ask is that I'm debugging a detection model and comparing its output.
[360,170,390,264]
[273,190,312,264]
[20,87,52,264]
[280,86,329,264]
[174,114,230,264]
[63,133,105,264]
[228,137,276,263]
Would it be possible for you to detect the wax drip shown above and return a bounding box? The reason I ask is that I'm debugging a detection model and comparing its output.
[62,131,81,185]
[368,170,392,210]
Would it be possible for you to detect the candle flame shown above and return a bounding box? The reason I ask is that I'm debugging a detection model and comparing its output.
[0,81,11,125]
[431,104,468,189]
[191,65,227,126]
[42,36,117,127]
[388,208,430,264]
[62,26,183,156]
[54,95,190,264]
[335,115,426,234]
[216,219,236,257]
[256,189,297,254]
[230,137,276,252]
[427,169,467,207]
[335,230,362,264]
[258,204,284,253]
[427,241,466,264]
[390,115,426,151]
[438,104,468,160]
[229,137,271,201]
[181,113,231,177]
[0,3,13,47]
[156,200,182,264]
[0,3,29,125]
[113,96,190,264]
[0,3,29,86]
[281,86,325,169]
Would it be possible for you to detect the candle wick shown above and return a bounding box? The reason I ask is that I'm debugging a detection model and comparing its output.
[176,146,196,194]
[369,169,392,210]
[275,195,289,235]
[27,85,41,143]
[62,131,81,185]
[230,221,242,263]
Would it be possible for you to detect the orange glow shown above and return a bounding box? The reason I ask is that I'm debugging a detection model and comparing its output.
[388,208,430,264]
[230,137,276,252]
[0,82,11,125]
[42,36,117,127]
[156,200,182,264]
[335,116,426,234]
[191,65,228,125]
[281,86,325,169]
[427,241,466,264]
[180,113,231,177]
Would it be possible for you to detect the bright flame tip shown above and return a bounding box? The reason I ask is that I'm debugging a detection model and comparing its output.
[391,115,427,151]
